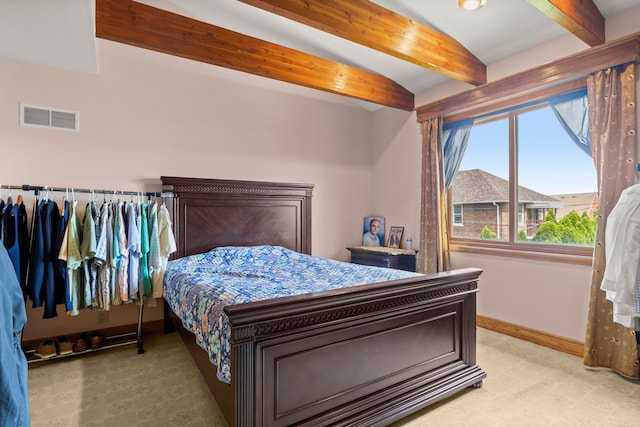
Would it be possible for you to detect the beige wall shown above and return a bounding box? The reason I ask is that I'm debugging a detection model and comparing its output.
[370,107,421,248]
[373,10,640,342]
[2,40,375,340]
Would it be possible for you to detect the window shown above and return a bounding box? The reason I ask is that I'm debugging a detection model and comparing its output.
[453,204,463,225]
[449,99,597,257]
[534,208,544,221]
[517,204,524,226]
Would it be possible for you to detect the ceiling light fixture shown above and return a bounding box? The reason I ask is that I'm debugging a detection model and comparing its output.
[459,0,486,11]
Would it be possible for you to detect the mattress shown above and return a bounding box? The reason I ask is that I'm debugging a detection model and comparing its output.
[163,245,422,383]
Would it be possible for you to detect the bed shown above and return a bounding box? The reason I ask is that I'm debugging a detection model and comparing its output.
[161,176,486,427]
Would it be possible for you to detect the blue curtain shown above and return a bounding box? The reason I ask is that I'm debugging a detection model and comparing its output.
[443,88,588,190]
[443,119,474,190]
[548,88,590,157]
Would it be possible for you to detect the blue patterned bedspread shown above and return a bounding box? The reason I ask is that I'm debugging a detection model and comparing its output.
[163,245,421,384]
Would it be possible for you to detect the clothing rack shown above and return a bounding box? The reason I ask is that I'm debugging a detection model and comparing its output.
[1,183,172,362]
[0,184,168,199]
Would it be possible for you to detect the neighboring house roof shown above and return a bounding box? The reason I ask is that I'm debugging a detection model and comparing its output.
[550,192,599,218]
[451,169,563,208]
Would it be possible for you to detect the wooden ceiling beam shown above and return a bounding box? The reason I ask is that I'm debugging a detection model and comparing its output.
[527,0,604,46]
[415,33,640,122]
[95,0,414,111]
[239,0,487,86]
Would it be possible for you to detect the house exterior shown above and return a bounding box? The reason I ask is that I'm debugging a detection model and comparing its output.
[550,192,599,219]
[450,169,564,239]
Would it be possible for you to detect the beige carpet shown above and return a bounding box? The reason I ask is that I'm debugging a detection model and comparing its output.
[28,328,640,426]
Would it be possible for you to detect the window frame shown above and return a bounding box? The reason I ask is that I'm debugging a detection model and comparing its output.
[446,90,595,266]
[517,204,524,227]
[452,203,463,226]
[415,35,640,267]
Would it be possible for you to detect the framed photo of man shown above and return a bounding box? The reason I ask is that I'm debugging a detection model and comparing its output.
[362,217,384,247]
[387,226,404,248]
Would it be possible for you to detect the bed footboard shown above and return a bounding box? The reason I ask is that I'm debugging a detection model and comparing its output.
[225,267,485,427]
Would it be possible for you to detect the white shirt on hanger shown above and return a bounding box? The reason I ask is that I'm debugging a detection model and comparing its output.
[601,182,640,328]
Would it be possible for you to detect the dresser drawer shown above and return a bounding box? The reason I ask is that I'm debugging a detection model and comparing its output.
[348,247,416,272]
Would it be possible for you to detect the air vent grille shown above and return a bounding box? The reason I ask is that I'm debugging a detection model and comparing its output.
[20,103,79,132]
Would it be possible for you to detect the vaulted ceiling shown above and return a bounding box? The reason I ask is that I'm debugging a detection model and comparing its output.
[2,0,639,111]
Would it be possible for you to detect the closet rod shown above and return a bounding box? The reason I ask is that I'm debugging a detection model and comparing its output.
[0,184,171,198]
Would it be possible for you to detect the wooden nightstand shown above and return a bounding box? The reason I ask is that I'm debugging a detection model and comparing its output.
[347,246,417,272]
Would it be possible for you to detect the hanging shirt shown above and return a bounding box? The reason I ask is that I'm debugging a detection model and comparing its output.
[53,200,70,310]
[80,202,98,308]
[157,203,177,295]
[26,198,42,306]
[94,202,112,311]
[126,203,140,301]
[0,244,29,427]
[601,183,640,328]
[27,199,60,316]
[4,203,21,285]
[41,200,60,319]
[138,202,151,298]
[4,198,29,292]
[110,201,122,307]
[148,201,163,299]
[59,200,84,316]
[17,200,29,294]
[117,201,129,303]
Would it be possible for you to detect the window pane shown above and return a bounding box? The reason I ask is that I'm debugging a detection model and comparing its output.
[450,118,509,241]
[453,204,463,225]
[517,106,597,246]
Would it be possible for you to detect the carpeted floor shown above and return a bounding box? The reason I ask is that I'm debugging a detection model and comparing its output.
[28,328,640,426]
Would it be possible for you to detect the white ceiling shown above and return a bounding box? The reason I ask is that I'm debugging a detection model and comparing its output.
[1,0,640,105]
[0,1,96,74]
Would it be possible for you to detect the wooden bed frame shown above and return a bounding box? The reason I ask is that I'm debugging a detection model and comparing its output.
[161,176,486,427]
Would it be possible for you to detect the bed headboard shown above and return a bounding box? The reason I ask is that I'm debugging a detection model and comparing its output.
[161,176,313,258]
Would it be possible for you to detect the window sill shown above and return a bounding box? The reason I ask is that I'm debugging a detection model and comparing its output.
[449,240,593,266]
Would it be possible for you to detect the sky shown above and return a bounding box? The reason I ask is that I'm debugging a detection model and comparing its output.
[459,105,597,195]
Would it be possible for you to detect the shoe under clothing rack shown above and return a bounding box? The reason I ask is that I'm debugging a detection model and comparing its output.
[24,301,145,363]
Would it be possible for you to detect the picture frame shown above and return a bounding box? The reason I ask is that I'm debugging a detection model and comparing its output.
[362,216,385,247]
[387,226,404,248]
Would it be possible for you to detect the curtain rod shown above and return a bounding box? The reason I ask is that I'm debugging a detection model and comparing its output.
[0,184,171,198]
